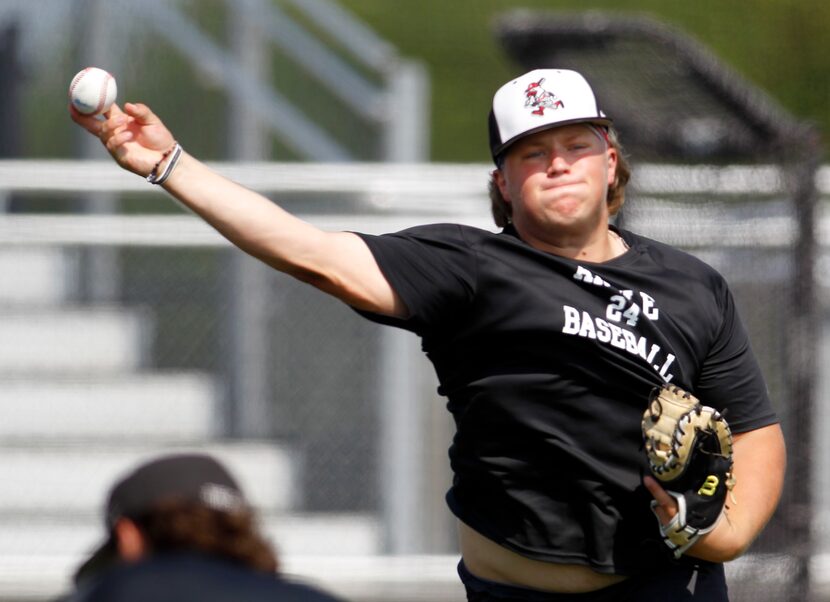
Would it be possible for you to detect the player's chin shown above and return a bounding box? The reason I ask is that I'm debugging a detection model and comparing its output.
[541,197,586,221]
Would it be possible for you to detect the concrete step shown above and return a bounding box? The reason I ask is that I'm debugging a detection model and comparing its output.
[0,373,218,442]
[0,247,74,305]
[0,442,297,515]
[0,307,149,374]
[0,512,380,559]
[0,517,383,602]
[5,552,828,602]
[0,516,384,602]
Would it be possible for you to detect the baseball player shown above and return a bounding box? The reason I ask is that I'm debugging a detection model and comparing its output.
[70,68,785,601]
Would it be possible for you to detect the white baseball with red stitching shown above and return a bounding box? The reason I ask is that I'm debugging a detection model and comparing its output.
[69,67,117,115]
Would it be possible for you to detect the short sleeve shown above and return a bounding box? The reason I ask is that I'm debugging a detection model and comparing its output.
[694,280,778,433]
[354,224,478,334]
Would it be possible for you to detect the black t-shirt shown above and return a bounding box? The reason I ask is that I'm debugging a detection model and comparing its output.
[357,223,777,575]
[65,554,344,602]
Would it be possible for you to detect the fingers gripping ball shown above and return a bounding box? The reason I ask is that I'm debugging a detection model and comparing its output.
[642,384,735,557]
[69,67,117,116]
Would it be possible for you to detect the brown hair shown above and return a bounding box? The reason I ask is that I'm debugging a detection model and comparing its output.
[488,126,631,228]
[133,499,279,573]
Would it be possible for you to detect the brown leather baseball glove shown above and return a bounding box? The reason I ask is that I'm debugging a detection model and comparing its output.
[642,384,736,557]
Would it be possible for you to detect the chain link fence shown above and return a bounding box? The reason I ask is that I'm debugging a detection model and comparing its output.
[0,162,828,600]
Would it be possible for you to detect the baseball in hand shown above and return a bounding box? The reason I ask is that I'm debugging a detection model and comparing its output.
[69,67,117,115]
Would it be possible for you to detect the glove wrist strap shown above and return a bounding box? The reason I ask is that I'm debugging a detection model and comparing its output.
[651,491,725,559]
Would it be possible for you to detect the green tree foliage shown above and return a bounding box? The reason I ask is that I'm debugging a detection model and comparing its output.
[34,1,827,162]
[340,0,828,161]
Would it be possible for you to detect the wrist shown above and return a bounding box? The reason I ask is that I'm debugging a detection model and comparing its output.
[146,142,183,185]
[686,511,745,562]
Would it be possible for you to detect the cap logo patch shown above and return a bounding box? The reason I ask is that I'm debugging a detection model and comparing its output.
[523,78,564,116]
[200,483,245,511]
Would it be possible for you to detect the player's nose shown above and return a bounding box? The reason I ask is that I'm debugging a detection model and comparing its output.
[546,153,569,175]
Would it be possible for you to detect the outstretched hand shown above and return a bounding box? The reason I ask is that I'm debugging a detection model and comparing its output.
[69,102,176,178]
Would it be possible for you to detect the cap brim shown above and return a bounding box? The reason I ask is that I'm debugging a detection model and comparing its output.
[492,116,613,163]
[73,535,119,586]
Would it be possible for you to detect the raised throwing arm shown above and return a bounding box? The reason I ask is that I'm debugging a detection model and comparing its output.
[70,102,406,318]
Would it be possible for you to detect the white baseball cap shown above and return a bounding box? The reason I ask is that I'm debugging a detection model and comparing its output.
[488,68,612,164]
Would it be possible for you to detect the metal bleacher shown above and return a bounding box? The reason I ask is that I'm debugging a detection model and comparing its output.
[0,2,436,598]
[0,243,391,599]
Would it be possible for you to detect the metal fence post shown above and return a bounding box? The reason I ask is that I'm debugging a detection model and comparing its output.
[382,60,430,162]
[72,0,120,304]
[224,0,273,438]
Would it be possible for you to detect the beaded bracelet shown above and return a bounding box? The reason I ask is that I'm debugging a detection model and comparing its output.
[146,142,183,185]
[146,142,177,181]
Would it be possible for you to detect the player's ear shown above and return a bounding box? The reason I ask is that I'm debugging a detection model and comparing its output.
[493,168,512,205]
[606,145,618,188]
[113,518,149,562]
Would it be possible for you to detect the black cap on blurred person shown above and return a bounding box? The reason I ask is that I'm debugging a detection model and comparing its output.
[74,453,248,584]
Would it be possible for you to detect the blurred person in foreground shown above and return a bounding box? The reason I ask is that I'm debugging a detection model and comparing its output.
[70,68,786,601]
[63,453,344,602]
